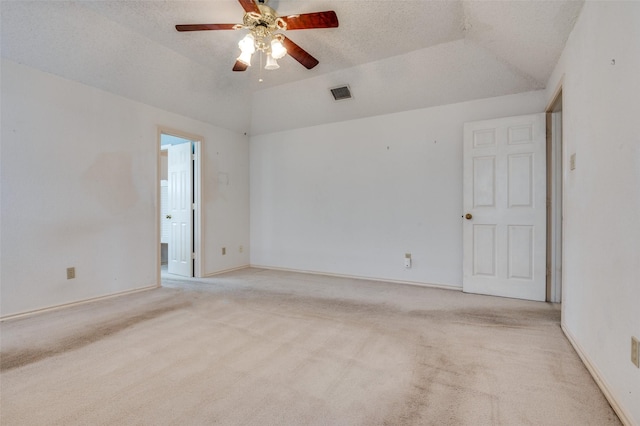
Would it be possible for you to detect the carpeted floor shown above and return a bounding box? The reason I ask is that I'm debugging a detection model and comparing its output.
[0,268,620,425]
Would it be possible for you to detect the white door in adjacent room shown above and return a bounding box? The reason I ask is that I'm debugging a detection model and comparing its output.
[167,142,193,277]
[462,113,546,301]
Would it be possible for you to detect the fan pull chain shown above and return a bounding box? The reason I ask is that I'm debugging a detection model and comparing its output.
[259,51,264,83]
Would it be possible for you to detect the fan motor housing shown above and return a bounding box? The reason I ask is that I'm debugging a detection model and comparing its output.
[245,6,276,26]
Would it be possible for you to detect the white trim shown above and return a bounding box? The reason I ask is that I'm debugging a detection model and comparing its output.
[545,75,564,113]
[193,142,203,278]
[0,285,158,322]
[561,323,632,426]
[549,111,563,303]
[250,265,462,292]
[545,80,564,305]
[202,265,251,277]
[156,131,163,289]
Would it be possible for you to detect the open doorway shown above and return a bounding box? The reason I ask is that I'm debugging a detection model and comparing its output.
[546,87,563,303]
[158,129,203,281]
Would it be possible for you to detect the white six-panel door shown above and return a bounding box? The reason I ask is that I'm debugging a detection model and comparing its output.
[463,114,546,301]
[167,142,193,277]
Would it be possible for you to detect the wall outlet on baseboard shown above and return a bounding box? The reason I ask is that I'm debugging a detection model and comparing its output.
[66,267,76,280]
[239,245,243,253]
[404,253,411,269]
[632,336,640,368]
[222,247,226,255]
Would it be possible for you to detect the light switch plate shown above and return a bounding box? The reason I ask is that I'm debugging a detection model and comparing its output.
[632,336,640,368]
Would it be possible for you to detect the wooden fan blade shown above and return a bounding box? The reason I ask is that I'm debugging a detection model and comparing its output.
[238,0,260,14]
[282,36,319,69]
[233,61,249,72]
[176,24,236,31]
[281,11,338,30]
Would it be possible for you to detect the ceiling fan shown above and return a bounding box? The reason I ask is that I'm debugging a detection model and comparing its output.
[175,0,339,72]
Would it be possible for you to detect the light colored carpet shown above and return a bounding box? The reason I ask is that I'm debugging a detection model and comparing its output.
[0,268,620,425]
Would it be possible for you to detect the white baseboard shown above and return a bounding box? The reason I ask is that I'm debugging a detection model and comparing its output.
[250,264,462,292]
[0,284,159,322]
[561,323,634,426]
[202,264,250,278]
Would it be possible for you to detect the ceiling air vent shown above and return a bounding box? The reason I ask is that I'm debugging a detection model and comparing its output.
[330,85,353,101]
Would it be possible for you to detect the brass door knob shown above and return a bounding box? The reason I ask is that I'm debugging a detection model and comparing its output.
[166,215,172,219]
[465,213,473,220]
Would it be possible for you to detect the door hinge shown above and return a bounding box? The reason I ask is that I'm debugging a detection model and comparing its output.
[192,203,196,210]
[191,253,196,260]
[191,153,196,160]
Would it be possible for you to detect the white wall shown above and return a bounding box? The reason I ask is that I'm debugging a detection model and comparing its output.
[545,2,640,424]
[0,60,249,317]
[250,91,545,287]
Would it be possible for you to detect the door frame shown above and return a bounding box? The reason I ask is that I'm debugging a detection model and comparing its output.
[157,127,203,282]
[545,81,564,303]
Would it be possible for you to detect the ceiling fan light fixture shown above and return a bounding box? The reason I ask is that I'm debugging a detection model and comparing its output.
[237,50,253,66]
[237,33,255,66]
[238,33,256,54]
[270,37,287,59]
[265,54,280,70]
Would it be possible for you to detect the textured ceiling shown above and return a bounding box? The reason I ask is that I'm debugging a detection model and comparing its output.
[1,1,583,134]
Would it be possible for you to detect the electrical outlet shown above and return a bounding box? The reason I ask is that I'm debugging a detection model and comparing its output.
[239,245,243,253]
[632,336,640,368]
[66,267,75,280]
[404,253,411,269]
[222,247,226,255]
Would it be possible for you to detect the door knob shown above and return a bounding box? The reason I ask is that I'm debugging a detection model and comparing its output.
[465,213,473,220]
[166,215,172,219]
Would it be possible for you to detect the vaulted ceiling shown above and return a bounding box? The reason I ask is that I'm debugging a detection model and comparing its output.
[1,1,583,134]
